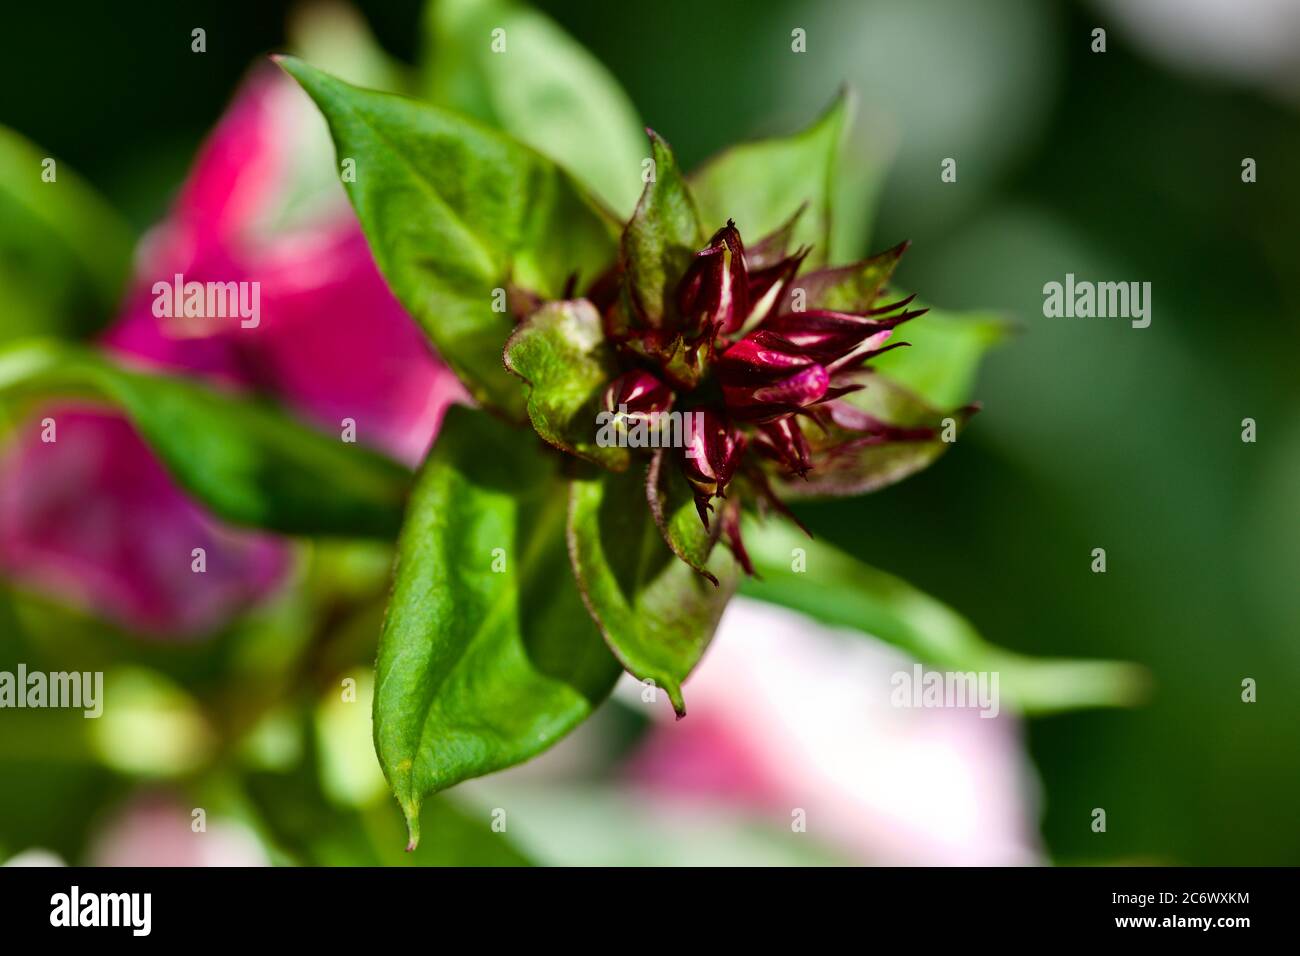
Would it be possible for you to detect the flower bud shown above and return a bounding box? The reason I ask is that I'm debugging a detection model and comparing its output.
[715,330,830,422]
[681,408,745,525]
[602,370,674,425]
[754,417,813,477]
[676,221,749,338]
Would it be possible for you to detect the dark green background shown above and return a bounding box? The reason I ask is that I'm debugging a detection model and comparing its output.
[2,0,1295,864]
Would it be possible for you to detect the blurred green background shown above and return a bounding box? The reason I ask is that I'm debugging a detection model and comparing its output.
[1,0,1296,865]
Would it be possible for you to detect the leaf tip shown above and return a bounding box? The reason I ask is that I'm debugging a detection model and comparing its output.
[399,794,421,851]
[667,681,687,719]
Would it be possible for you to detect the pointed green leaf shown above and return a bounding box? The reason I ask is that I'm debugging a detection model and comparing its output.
[690,90,852,265]
[0,340,410,537]
[503,299,627,470]
[0,126,133,342]
[739,519,1146,715]
[568,465,736,716]
[374,405,621,847]
[422,0,645,216]
[277,56,620,417]
[788,241,908,314]
[622,131,704,326]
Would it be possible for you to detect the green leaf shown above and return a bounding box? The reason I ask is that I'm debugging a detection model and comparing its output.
[374,405,621,847]
[872,303,1012,409]
[277,56,620,417]
[622,131,704,326]
[739,519,1147,715]
[503,298,627,470]
[422,0,645,217]
[790,241,908,313]
[0,340,410,538]
[568,465,737,716]
[0,127,133,342]
[690,90,852,265]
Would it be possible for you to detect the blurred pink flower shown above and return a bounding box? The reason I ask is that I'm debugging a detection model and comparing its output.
[623,597,1043,865]
[89,793,269,867]
[105,67,462,465]
[0,67,461,637]
[0,409,287,636]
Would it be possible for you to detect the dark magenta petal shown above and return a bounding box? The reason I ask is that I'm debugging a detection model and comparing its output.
[720,500,755,576]
[676,221,750,337]
[716,331,819,383]
[681,408,745,524]
[0,408,289,638]
[762,308,916,364]
[602,369,674,418]
[743,247,807,330]
[749,365,830,409]
[715,331,830,421]
[755,417,814,477]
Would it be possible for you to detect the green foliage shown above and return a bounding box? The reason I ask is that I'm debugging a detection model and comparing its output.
[690,91,852,265]
[373,406,620,846]
[622,131,703,325]
[568,466,737,716]
[0,340,410,538]
[739,520,1146,714]
[422,0,645,216]
[504,299,628,469]
[0,127,132,343]
[278,56,620,417]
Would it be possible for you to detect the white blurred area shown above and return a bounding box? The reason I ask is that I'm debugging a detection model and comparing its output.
[1095,0,1300,98]
[469,598,1043,866]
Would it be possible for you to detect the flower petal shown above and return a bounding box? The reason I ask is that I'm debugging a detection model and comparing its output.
[0,407,288,637]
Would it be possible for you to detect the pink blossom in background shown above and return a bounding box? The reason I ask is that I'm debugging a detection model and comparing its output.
[0,409,287,637]
[89,794,269,867]
[104,67,463,466]
[0,67,462,637]
[624,597,1043,865]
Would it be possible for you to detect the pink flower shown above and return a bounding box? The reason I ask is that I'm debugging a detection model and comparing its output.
[0,409,287,636]
[0,68,462,637]
[623,598,1042,865]
[89,793,269,867]
[104,68,462,465]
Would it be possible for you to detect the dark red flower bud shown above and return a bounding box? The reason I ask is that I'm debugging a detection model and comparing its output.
[676,221,749,338]
[715,330,830,422]
[743,248,807,331]
[761,309,911,367]
[602,369,674,423]
[681,407,745,526]
[754,416,813,477]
